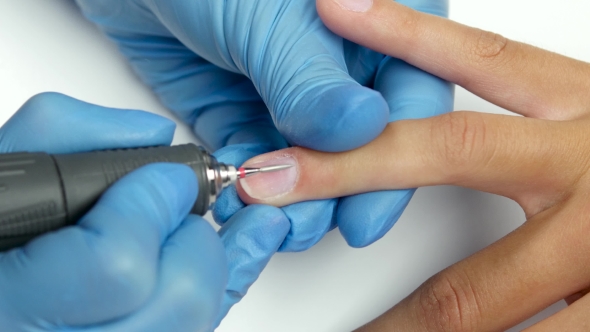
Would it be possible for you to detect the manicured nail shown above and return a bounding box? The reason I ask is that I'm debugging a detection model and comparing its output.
[239,156,299,201]
[334,0,373,12]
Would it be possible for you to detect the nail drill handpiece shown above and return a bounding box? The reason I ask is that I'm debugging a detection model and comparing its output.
[0,144,290,251]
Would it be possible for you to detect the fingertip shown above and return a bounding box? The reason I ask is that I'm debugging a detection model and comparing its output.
[317,0,425,64]
[316,0,376,43]
[235,146,344,208]
[338,190,415,247]
[279,85,388,152]
[181,214,220,243]
[236,150,300,205]
[193,99,287,151]
[316,0,355,33]
[375,58,454,122]
[219,205,290,280]
[278,199,338,252]
[219,205,290,245]
[121,110,177,145]
[212,185,245,226]
[1,92,176,153]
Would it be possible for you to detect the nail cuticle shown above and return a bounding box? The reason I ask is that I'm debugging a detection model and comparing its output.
[333,0,374,13]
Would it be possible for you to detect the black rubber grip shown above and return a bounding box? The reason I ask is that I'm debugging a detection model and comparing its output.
[0,144,209,251]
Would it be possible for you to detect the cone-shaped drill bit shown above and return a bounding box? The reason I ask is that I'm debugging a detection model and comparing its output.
[237,164,293,179]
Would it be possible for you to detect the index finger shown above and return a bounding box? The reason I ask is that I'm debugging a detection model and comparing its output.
[316,0,590,120]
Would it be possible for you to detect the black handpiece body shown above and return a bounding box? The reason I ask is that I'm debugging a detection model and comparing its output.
[0,144,210,251]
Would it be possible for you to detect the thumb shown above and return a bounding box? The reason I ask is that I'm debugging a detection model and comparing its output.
[236,112,587,214]
[139,0,389,152]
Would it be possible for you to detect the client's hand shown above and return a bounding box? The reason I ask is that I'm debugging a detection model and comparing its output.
[236,1,590,330]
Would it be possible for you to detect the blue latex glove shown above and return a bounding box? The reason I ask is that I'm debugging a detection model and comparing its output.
[75,0,453,251]
[0,93,289,330]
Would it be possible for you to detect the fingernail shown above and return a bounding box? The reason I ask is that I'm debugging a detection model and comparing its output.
[334,0,373,12]
[239,156,299,201]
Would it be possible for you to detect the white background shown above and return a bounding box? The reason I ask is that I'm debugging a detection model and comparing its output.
[1,0,589,331]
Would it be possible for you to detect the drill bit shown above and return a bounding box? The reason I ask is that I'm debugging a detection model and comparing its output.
[237,164,293,179]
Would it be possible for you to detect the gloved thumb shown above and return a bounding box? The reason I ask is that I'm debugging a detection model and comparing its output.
[138,0,389,152]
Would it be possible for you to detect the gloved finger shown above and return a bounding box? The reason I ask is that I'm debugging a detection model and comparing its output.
[317,0,590,120]
[342,41,385,87]
[142,0,389,152]
[337,190,415,248]
[0,92,175,154]
[337,59,454,247]
[101,33,287,152]
[0,163,198,326]
[75,216,227,332]
[195,101,288,152]
[215,205,290,326]
[279,199,338,252]
[213,144,336,252]
[236,112,584,209]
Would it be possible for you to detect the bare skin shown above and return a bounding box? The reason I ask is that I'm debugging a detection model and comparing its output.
[236,0,590,330]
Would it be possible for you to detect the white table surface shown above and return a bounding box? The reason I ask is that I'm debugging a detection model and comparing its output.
[1,1,588,331]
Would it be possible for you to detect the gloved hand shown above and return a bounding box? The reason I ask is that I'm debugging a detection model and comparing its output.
[74,0,453,251]
[0,93,289,330]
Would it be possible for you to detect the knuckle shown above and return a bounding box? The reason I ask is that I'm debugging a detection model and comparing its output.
[418,270,482,332]
[23,92,63,112]
[396,8,421,39]
[19,92,73,122]
[432,112,489,175]
[467,29,509,65]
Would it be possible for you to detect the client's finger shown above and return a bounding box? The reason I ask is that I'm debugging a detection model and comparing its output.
[237,112,590,215]
[357,198,590,331]
[525,292,590,331]
[316,0,590,120]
